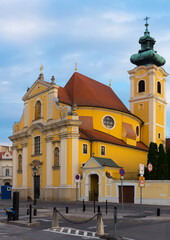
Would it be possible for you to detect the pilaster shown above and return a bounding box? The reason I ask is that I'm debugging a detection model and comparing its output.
[45,135,53,187]
[48,85,59,120]
[12,143,18,188]
[22,140,28,188]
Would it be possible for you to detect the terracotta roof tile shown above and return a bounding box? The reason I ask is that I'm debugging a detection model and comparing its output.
[79,128,148,151]
[122,122,136,140]
[58,72,130,113]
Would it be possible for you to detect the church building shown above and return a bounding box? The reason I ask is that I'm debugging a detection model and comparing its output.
[9,21,168,201]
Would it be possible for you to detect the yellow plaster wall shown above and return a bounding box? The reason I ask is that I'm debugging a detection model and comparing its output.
[156,102,164,126]
[17,173,22,187]
[156,125,165,145]
[133,101,149,123]
[77,108,141,142]
[29,84,47,97]
[53,169,60,187]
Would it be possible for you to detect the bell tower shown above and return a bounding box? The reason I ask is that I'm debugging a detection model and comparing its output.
[128,18,168,146]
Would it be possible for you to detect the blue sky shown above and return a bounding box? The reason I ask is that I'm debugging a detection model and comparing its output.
[1,0,170,145]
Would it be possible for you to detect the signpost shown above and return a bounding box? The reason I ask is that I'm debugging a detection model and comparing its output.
[139,164,145,216]
[119,168,125,217]
[75,174,81,212]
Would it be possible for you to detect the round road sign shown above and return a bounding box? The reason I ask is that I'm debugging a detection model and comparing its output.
[119,168,125,176]
[148,163,153,172]
[75,174,80,180]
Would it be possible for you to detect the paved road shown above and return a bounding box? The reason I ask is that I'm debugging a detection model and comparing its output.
[1,200,170,239]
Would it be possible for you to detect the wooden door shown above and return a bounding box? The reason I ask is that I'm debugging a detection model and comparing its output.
[119,186,134,203]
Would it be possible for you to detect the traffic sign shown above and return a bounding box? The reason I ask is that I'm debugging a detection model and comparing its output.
[139,164,145,176]
[139,176,145,188]
[75,174,81,183]
[119,168,125,176]
[148,163,153,172]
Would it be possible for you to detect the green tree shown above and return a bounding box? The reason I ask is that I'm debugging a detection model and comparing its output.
[145,142,158,180]
[157,144,168,180]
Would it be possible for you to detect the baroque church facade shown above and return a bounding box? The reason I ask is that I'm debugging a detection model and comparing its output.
[9,22,168,201]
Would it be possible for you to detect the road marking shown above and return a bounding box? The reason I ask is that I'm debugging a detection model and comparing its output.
[123,237,136,240]
[88,225,106,229]
[44,228,100,239]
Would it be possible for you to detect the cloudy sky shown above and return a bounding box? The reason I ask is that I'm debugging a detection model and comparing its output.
[1,0,170,145]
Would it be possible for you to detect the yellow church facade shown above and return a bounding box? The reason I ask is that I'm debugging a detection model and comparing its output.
[9,22,168,202]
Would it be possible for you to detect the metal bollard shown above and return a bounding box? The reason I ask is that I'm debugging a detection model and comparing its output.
[29,204,32,223]
[52,207,59,228]
[157,208,160,216]
[96,213,104,236]
[106,200,108,215]
[34,208,37,216]
[114,207,117,236]
[66,206,69,214]
[97,206,100,213]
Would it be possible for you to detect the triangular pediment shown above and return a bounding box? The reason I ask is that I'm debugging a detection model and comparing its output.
[83,157,101,169]
[22,79,51,101]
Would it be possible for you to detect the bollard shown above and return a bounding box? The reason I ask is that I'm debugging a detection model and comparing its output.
[97,206,100,213]
[83,204,86,212]
[114,207,117,236]
[29,204,32,223]
[66,206,69,214]
[94,197,96,213]
[106,200,108,215]
[13,191,19,220]
[157,208,160,216]
[96,213,104,236]
[52,207,59,228]
[34,208,37,216]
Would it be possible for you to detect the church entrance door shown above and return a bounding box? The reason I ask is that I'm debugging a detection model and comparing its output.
[89,174,99,201]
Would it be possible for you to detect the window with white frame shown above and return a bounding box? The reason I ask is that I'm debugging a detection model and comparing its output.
[101,146,105,156]
[83,144,88,154]
[6,169,10,176]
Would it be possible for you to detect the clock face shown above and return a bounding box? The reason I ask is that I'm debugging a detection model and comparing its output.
[60,106,68,118]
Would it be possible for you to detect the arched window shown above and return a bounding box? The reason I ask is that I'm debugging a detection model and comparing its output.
[54,147,59,166]
[35,101,41,120]
[138,80,145,93]
[157,81,161,94]
[34,136,40,155]
[18,154,22,171]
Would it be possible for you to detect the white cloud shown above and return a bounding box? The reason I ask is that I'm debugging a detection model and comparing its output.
[0,18,58,43]
[102,11,135,23]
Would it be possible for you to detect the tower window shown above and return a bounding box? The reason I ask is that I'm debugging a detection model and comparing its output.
[136,126,140,137]
[83,144,88,154]
[101,146,106,156]
[158,133,161,139]
[138,80,145,93]
[34,136,41,155]
[157,81,161,94]
[138,103,144,110]
[35,101,41,120]
[103,116,115,129]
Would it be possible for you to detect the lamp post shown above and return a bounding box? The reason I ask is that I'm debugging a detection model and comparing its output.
[33,166,38,205]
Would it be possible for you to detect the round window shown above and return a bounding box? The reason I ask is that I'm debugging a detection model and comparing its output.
[103,116,115,129]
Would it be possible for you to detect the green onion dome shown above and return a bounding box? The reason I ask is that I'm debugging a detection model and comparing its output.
[130,19,165,67]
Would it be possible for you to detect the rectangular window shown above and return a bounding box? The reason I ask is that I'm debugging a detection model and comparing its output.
[158,133,161,139]
[6,169,9,176]
[138,103,144,110]
[35,136,40,155]
[101,146,105,156]
[83,144,88,154]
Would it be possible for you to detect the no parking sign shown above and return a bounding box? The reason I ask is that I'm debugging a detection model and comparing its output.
[75,174,81,183]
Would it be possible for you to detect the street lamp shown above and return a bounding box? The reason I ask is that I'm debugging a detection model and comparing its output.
[33,166,38,205]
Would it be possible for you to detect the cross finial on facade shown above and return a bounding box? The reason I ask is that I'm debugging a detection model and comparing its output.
[40,64,43,74]
[75,62,78,72]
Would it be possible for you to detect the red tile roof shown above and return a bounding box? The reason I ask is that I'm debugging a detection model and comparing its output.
[58,72,130,114]
[0,151,12,160]
[79,128,148,151]
[122,122,136,140]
